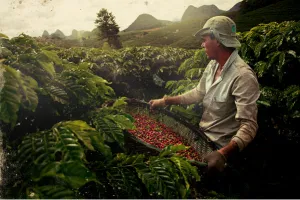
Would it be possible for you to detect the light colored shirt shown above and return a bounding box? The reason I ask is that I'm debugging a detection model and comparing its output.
[179,50,260,151]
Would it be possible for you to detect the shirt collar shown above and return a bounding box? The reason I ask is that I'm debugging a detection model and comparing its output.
[221,49,239,74]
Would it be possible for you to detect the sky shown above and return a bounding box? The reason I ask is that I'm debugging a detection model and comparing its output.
[0,0,241,38]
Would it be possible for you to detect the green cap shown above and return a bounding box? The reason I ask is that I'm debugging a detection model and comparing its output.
[194,16,241,48]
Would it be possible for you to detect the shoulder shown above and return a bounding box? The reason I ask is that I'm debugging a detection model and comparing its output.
[232,55,257,78]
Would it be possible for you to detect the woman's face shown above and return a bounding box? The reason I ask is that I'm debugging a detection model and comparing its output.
[201,35,219,60]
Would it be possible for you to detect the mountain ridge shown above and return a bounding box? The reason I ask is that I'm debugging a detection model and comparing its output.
[124,13,172,32]
[181,4,224,21]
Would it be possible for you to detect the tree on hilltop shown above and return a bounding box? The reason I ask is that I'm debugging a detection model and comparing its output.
[95,8,122,49]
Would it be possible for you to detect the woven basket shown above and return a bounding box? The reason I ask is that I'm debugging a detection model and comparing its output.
[123,99,217,162]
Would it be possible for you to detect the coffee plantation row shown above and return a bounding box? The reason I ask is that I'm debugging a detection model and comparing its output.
[0,20,299,198]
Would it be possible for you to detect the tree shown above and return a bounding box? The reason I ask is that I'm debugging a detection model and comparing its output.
[95,8,122,49]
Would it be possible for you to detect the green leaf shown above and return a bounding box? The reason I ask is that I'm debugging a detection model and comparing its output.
[106,114,135,130]
[93,117,124,146]
[159,144,188,157]
[26,185,77,199]
[254,61,269,78]
[52,126,85,162]
[112,97,128,108]
[36,52,55,77]
[18,121,88,168]
[170,156,201,190]
[135,157,178,198]
[58,161,97,188]
[287,50,297,58]
[90,135,112,158]
[46,85,69,104]
[254,42,265,58]
[61,120,100,151]
[185,68,204,79]
[41,50,63,66]
[31,161,97,189]
[117,153,145,165]
[106,165,143,198]
[32,162,60,181]
[0,65,38,127]
[257,100,271,107]
[278,52,286,82]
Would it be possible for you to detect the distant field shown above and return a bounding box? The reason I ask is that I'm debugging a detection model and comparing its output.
[120,19,206,49]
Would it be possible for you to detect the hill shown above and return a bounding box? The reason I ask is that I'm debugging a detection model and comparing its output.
[124,14,172,32]
[42,28,99,40]
[120,0,300,48]
[50,29,65,39]
[120,4,224,49]
[231,0,300,32]
[181,5,224,21]
[228,2,242,12]
[120,18,207,49]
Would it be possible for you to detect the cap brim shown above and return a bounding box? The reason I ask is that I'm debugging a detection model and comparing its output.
[219,34,241,48]
[193,28,210,40]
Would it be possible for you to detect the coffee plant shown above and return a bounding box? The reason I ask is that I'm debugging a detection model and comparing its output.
[1,20,300,198]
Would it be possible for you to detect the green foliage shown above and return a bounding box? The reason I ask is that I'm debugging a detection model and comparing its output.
[178,49,208,75]
[167,49,207,96]
[89,99,135,148]
[284,85,300,116]
[0,36,117,129]
[11,117,201,199]
[169,105,202,126]
[26,185,78,199]
[56,67,115,105]
[132,145,200,198]
[16,120,101,198]
[59,120,112,157]
[0,65,38,126]
[102,41,112,50]
[170,156,200,191]
[0,47,13,59]
[159,144,188,157]
[106,155,144,198]
[240,20,300,138]
[234,0,300,32]
[163,49,208,125]
[135,156,178,198]
[87,46,194,100]
[0,33,9,38]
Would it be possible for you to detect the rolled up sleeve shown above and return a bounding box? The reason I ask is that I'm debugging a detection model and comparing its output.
[231,71,260,151]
